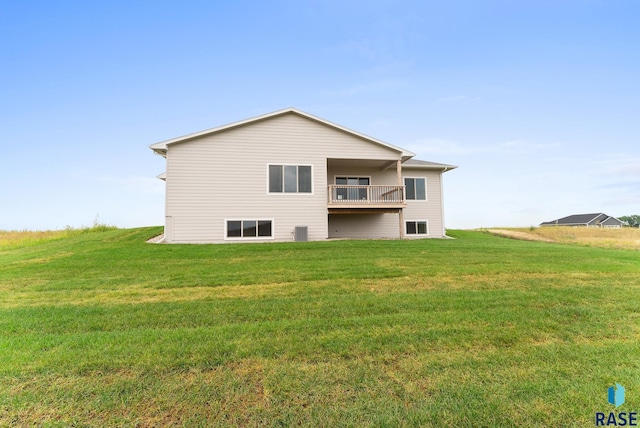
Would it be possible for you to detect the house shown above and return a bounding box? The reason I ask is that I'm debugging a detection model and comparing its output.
[149,108,457,243]
[540,213,624,228]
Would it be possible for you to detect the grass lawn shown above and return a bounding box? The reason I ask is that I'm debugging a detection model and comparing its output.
[1,228,639,426]
[486,226,640,251]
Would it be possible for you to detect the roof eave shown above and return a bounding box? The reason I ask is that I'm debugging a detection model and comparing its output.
[403,163,458,171]
[150,146,167,157]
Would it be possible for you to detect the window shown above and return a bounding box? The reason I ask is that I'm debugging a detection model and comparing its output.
[226,220,273,239]
[335,177,370,200]
[269,165,312,193]
[406,221,428,235]
[404,178,426,200]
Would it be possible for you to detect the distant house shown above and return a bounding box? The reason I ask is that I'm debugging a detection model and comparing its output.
[540,213,624,228]
[149,108,457,243]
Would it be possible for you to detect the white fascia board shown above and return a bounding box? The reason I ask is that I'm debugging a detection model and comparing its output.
[402,164,458,172]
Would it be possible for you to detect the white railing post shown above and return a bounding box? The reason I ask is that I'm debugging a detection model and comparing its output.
[327,185,406,204]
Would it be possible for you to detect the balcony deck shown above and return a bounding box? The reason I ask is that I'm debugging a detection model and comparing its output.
[327,185,406,209]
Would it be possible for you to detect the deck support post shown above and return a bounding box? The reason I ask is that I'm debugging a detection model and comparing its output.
[397,160,405,239]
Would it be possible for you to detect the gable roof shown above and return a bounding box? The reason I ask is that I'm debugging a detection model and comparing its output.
[540,213,620,226]
[602,216,624,225]
[150,108,416,159]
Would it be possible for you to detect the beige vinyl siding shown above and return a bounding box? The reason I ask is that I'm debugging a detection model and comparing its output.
[165,112,402,243]
[402,169,445,238]
[328,214,400,239]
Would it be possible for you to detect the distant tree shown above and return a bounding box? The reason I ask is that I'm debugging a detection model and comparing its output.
[619,215,640,227]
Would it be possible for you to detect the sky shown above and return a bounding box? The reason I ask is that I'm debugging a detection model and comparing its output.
[1,0,639,230]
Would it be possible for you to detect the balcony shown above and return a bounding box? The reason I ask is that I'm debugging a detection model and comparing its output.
[327,185,406,210]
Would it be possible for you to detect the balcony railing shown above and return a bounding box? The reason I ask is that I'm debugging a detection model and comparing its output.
[328,185,405,206]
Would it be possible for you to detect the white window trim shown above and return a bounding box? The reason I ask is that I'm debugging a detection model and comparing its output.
[267,164,314,195]
[405,220,429,236]
[224,219,275,241]
[403,176,427,202]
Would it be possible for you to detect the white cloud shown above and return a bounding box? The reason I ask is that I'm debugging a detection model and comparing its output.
[98,175,165,195]
[600,157,640,176]
[405,138,484,155]
[406,138,561,156]
[603,193,640,206]
[500,140,560,153]
[436,95,481,103]
[580,155,640,198]
[341,40,380,61]
[323,79,408,97]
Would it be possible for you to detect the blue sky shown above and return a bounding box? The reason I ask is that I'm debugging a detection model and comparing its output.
[2,0,639,230]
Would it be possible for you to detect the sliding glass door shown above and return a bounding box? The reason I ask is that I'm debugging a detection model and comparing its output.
[335,177,370,201]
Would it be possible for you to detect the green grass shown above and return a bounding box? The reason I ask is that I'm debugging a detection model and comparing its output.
[0,222,118,250]
[1,228,639,426]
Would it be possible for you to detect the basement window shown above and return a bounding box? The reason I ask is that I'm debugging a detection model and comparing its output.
[226,220,273,239]
[406,221,428,235]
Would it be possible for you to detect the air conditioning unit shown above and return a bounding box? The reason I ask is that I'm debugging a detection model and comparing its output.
[294,226,308,242]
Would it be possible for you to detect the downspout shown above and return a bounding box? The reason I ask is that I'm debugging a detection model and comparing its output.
[441,167,449,237]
